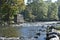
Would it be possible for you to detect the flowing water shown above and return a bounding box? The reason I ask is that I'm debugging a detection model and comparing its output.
[17,23,48,40]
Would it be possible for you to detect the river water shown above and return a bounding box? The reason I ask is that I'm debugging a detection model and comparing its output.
[17,23,48,40]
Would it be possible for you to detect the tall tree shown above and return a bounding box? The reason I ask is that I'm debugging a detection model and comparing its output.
[23,6,35,22]
[58,6,60,20]
[0,0,25,24]
[57,0,60,20]
[22,0,48,22]
[48,3,59,21]
[30,0,48,21]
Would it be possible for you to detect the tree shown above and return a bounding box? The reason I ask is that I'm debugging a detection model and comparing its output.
[22,6,35,22]
[48,3,59,21]
[58,6,60,20]
[0,0,25,24]
[57,0,60,20]
[22,0,48,22]
[30,0,48,21]
[36,3,48,21]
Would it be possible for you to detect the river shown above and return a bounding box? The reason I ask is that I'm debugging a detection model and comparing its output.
[17,23,48,40]
[16,22,60,40]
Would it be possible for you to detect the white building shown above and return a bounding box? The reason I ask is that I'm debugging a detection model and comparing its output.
[14,14,24,23]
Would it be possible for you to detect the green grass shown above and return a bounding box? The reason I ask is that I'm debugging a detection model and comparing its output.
[55,26,60,30]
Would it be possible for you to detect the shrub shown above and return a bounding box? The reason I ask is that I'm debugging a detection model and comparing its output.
[0,27,19,37]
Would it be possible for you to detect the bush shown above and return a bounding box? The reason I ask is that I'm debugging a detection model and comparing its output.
[0,27,19,37]
[55,26,60,30]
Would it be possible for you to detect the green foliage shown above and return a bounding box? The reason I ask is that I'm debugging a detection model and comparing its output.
[57,1,60,20]
[23,6,35,22]
[48,3,59,21]
[0,27,19,37]
[55,26,60,30]
[23,0,48,21]
[0,0,60,22]
[58,6,60,20]
[0,0,25,24]
[35,3,48,21]
[0,0,25,15]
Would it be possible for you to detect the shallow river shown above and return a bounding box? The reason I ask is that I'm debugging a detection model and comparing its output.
[17,25,47,40]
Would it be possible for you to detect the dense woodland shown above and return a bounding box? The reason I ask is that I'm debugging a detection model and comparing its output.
[21,0,60,22]
[0,0,60,23]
